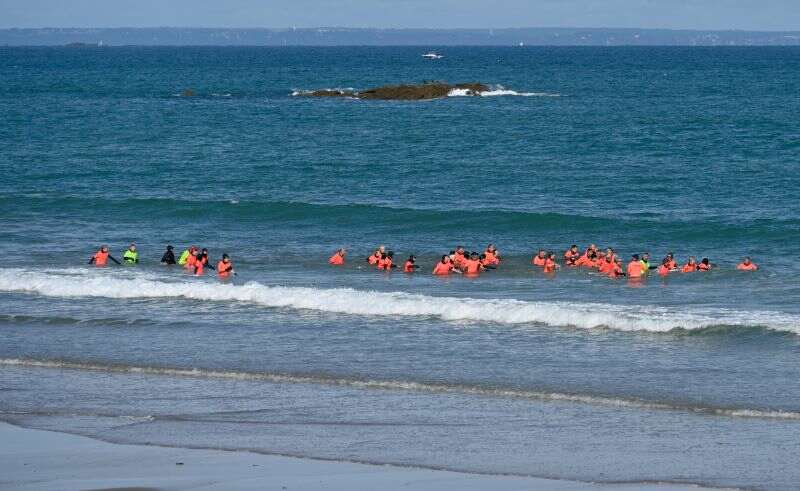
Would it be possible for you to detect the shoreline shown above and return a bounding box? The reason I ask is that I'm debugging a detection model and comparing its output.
[0,422,717,491]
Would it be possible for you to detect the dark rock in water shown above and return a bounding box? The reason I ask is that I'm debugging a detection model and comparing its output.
[182,89,196,97]
[298,82,489,100]
[307,89,356,97]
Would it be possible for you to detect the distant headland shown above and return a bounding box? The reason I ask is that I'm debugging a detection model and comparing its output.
[1,27,799,46]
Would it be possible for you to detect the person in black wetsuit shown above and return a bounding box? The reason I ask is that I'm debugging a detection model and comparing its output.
[161,245,176,265]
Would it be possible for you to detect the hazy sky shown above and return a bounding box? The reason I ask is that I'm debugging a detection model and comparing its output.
[1,0,799,31]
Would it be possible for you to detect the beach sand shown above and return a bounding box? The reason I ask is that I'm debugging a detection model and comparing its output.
[0,422,711,491]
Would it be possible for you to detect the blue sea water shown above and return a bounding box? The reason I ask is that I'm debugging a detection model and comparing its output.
[1,46,800,489]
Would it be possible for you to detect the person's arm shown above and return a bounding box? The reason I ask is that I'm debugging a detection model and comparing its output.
[161,252,169,263]
[108,255,121,265]
[88,256,95,264]
[206,261,215,270]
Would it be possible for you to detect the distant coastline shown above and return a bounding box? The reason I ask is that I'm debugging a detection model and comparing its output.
[1,27,800,46]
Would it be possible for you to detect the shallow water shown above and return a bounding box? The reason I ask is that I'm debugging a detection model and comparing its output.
[1,46,799,490]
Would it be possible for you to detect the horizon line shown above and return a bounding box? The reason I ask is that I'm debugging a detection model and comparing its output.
[3,26,800,33]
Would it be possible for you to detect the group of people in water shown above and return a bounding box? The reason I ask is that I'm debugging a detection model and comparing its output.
[89,242,758,280]
[89,244,236,278]
[329,243,759,277]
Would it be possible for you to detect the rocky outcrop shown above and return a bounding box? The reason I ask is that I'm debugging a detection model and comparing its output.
[299,83,489,100]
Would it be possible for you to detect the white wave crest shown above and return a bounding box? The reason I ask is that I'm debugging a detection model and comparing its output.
[0,268,797,334]
[447,86,561,97]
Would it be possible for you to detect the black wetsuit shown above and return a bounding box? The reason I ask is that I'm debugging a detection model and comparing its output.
[161,249,176,265]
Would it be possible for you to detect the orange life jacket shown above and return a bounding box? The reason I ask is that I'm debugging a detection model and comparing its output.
[368,253,380,265]
[454,252,466,267]
[666,259,677,270]
[185,254,198,269]
[329,253,344,265]
[94,251,108,266]
[433,262,453,275]
[532,255,546,267]
[484,250,499,265]
[378,257,393,270]
[682,263,697,273]
[698,263,710,271]
[543,259,557,273]
[217,260,233,278]
[658,265,670,276]
[627,261,645,277]
[609,264,623,277]
[464,259,482,274]
[564,250,579,265]
[404,261,415,272]
[599,259,615,274]
[737,262,758,271]
[195,260,205,276]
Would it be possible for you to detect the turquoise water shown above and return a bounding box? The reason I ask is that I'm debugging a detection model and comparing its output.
[1,46,800,489]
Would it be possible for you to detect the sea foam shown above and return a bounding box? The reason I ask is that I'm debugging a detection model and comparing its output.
[0,268,797,334]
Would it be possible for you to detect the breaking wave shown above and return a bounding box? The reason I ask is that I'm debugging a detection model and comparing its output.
[0,268,797,334]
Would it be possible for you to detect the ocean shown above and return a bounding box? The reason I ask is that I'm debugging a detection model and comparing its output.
[1,46,799,490]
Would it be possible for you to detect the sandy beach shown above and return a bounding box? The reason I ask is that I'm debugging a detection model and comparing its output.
[0,422,711,491]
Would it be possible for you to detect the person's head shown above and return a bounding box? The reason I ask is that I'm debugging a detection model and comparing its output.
[190,246,197,252]
[701,258,709,265]
[408,255,416,262]
[339,248,347,256]
[570,244,578,252]
[387,251,394,258]
[667,252,674,259]
[470,252,479,260]
[588,250,597,259]
[688,256,696,264]
[100,245,108,252]
[632,254,640,261]
[743,256,751,264]
[456,246,465,254]
[201,248,209,255]
[166,245,173,251]
[378,245,386,253]
[221,253,230,263]
[537,249,546,257]
[642,253,650,261]
[441,255,449,264]
[193,249,200,256]
[548,253,556,260]
[129,243,136,251]
[487,243,495,252]
[662,258,670,266]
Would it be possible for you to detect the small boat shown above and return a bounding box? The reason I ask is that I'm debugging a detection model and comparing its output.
[422,52,444,59]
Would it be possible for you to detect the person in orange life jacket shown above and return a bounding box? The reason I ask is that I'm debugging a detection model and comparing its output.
[608,257,625,278]
[378,251,397,270]
[160,245,176,265]
[404,255,420,273]
[194,248,215,276]
[484,244,501,266]
[681,256,698,273]
[575,248,597,268]
[532,249,547,267]
[658,258,672,276]
[598,254,616,274]
[367,246,385,265]
[453,246,467,269]
[329,248,346,265]
[88,245,120,266]
[663,252,678,270]
[217,254,235,278]
[697,257,713,271]
[433,255,455,275]
[627,254,646,278]
[737,257,759,271]
[564,245,580,266]
[185,249,200,270]
[480,253,497,269]
[543,253,559,273]
[463,252,484,275]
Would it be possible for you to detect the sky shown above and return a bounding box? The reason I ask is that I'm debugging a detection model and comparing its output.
[1,0,799,31]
